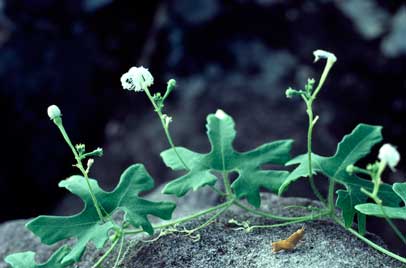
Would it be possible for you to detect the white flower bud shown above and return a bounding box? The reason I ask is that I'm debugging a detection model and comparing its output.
[120,66,154,92]
[313,49,337,63]
[215,109,227,120]
[378,143,400,170]
[162,114,173,128]
[47,105,62,120]
[87,158,94,170]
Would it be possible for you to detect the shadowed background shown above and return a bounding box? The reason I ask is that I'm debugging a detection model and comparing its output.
[0,0,405,254]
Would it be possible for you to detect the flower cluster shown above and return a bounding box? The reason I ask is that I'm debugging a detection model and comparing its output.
[120,66,154,92]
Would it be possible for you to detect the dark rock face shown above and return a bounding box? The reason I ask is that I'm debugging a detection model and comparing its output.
[0,194,402,268]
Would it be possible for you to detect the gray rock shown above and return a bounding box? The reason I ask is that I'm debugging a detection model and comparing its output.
[381,7,406,57]
[335,0,390,39]
[1,194,402,268]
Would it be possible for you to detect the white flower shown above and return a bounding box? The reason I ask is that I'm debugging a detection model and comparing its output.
[120,66,154,92]
[47,105,61,120]
[313,49,337,63]
[215,109,227,120]
[378,143,400,170]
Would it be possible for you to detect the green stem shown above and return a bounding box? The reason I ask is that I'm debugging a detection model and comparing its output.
[379,204,406,245]
[234,200,329,221]
[53,118,105,223]
[222,171,232,198]
[91,235,121,268]
[305,104,326,205]
[209,185,227,196]
[245,216,322,231]
[327,179,335,215]
[188,201,232,233]
[143,87,190,171]
[113,234,126,268]
[124,201,233,235]
[334,216,406,264]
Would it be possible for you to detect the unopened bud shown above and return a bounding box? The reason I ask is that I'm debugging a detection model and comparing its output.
[285,88,302,99]
[163,79,176,100]
[47,105,62,120]
[162,114,173,128]
[76,144,86,155]
[313,49,337,63]
[87,158,94,169]
[346,165,355,175]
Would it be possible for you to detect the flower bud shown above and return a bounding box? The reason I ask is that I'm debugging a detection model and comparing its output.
[313,49,337,63]
[215,109,227,120]
[47,105,62,120]
[87,158,94,170]
[346,164,355,175]
[378,143,400,170]
[162,114,173,128]
[285,88,304,99]
[167,79,176,93]
[163,79,176,100]
[76,144,86,155]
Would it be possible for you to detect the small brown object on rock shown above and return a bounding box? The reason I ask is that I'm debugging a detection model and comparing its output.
[272,227,305,253]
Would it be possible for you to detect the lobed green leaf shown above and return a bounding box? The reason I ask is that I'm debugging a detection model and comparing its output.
[5,246,72,268]
[26,164,175,264]
[161,110,293,207]
[280,124,401,227]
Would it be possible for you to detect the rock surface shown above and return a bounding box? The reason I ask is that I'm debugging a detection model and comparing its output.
[0,194,402,268]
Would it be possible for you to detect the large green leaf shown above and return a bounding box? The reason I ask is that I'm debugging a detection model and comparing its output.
[5,246,72,268]
[356,183,406,219]
[161,110,293,207]
[26,164,175,264]
[279,124,401,227]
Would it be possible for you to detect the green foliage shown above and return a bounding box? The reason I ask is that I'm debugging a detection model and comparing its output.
[356,183,406,219]
[161,110,293,207]
[5,247,72,268]
[26,164,175,264]
[279,124,401,227]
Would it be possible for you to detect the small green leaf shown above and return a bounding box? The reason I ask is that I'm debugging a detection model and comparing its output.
[280,124,401,227]
[27,164,175,264]
[356,183,406,219]
[5,246,72,268]
[161,110,293,207]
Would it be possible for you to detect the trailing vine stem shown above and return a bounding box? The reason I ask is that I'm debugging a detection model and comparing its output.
[332,215,406,264]
[92,234,121,268]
